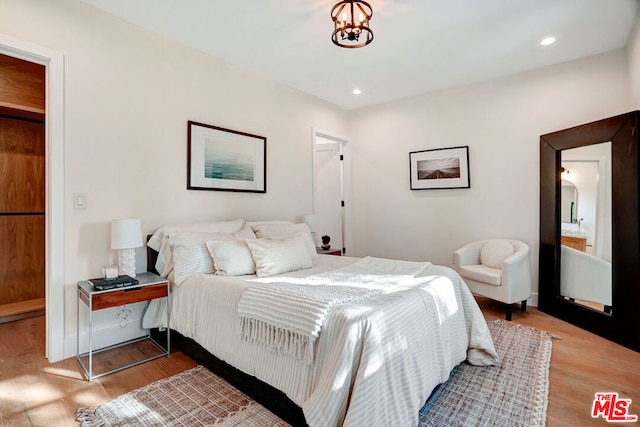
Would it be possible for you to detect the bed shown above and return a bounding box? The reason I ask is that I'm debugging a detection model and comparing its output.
[143,219,498,427]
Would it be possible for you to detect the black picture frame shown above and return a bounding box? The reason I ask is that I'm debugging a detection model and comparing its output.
[409,146,470,190]
[187,121,266,193]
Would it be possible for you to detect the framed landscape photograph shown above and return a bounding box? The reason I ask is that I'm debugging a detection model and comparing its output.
[187,121,266,193]
[409,146,470,190]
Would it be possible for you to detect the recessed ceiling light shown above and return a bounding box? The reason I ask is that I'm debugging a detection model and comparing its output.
[540,37,556,46]
[353,88,362,95]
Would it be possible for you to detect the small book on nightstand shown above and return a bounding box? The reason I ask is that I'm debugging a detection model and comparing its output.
[88,275,139,290]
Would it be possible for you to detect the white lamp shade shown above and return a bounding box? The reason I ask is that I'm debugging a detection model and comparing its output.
[111,218,143,249]
[302,214,318,232]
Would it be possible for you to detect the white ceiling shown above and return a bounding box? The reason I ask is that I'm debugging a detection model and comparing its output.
[82,0,639,110]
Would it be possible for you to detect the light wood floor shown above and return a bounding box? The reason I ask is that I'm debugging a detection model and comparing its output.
[477,297,640,427]
[1,300,638,426]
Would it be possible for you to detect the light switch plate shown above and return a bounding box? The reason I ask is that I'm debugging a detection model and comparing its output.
[73,192,87,210]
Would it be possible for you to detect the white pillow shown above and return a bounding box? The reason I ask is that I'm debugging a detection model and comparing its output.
[227,226,257,240]
[480,240,515,269]
[251,222,317,259]
[246,235,313,277]
[245,220,294,227]
[148,218,245,250]
[149,219,245,274]
[206,239,256,276]
[170,227,256,284]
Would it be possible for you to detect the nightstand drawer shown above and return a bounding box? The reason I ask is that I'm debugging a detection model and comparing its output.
[90,283,167,310]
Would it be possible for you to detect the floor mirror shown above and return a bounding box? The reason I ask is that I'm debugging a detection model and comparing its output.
[539,111,639,353]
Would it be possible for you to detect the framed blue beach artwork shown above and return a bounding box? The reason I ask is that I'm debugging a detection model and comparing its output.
[188,121,266,193]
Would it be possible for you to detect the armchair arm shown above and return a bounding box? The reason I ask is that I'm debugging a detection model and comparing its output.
[452,240,488,269]
[501,243,532,299]
[502,244,529,267]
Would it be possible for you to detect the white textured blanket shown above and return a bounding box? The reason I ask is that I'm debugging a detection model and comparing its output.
[237,257,432,364]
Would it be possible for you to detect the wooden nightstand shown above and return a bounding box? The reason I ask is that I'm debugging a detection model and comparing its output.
[77,272,170,381]
[316,247,342,256]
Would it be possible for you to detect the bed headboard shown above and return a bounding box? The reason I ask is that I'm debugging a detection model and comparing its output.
[146,234,160,275]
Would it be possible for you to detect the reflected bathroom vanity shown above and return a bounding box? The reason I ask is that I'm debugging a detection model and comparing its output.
[560,234,587,252]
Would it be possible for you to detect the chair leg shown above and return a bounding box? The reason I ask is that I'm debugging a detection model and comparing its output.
[521,300,527,312]
[505,305,512,321]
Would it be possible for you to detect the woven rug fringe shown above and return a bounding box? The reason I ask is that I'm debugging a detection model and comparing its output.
[75,408,105,427]
[493,319,554,427]
[532,331,553,426]
[491,319,562,340]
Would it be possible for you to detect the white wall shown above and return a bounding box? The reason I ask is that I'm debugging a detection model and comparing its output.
[628,9,640,108]
[1,0,348,358]
[347,50,633,304]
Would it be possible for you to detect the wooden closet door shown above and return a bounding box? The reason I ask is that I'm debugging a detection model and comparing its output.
[0,116,45,306]
[0,116,45,212]
[0,215,45,304]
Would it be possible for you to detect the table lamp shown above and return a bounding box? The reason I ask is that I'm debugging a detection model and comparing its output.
[111,218,143,278]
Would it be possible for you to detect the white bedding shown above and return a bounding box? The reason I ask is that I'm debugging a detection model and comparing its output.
[143,255,498,427]
[237,257,431,365]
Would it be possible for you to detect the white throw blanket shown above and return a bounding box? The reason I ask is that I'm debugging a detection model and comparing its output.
[237,257,432,364]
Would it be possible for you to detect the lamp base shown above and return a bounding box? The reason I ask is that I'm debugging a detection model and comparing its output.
[117,248,137,278]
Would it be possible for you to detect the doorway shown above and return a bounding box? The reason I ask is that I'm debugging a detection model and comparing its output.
[0,54,46,323]
[312,130,349,255]
[0,36,65,362]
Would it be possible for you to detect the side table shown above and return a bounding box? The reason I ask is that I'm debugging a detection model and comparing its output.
[77,272,169,381]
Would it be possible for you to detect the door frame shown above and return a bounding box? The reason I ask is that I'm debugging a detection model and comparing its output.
[311,128,351,255]
[0,35,65,362]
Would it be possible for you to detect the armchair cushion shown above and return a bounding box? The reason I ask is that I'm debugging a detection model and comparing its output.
[459,264,502,286]
[480,239,515,269]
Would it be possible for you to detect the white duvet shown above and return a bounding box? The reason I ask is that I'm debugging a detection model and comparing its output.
[143,255,498,427]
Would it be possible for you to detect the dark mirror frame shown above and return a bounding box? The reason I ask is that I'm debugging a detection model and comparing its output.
[539,111,639,353]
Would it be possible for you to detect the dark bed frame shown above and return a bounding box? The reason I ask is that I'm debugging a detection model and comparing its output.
[146,239,307,427]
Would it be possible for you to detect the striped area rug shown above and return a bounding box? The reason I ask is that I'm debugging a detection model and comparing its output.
[76,320,554,426]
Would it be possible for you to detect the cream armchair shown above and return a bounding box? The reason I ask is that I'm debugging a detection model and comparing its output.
[452,239,532,320]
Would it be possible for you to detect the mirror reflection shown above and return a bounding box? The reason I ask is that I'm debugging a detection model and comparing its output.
[561,179,577,223]
[560,142,612,314]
